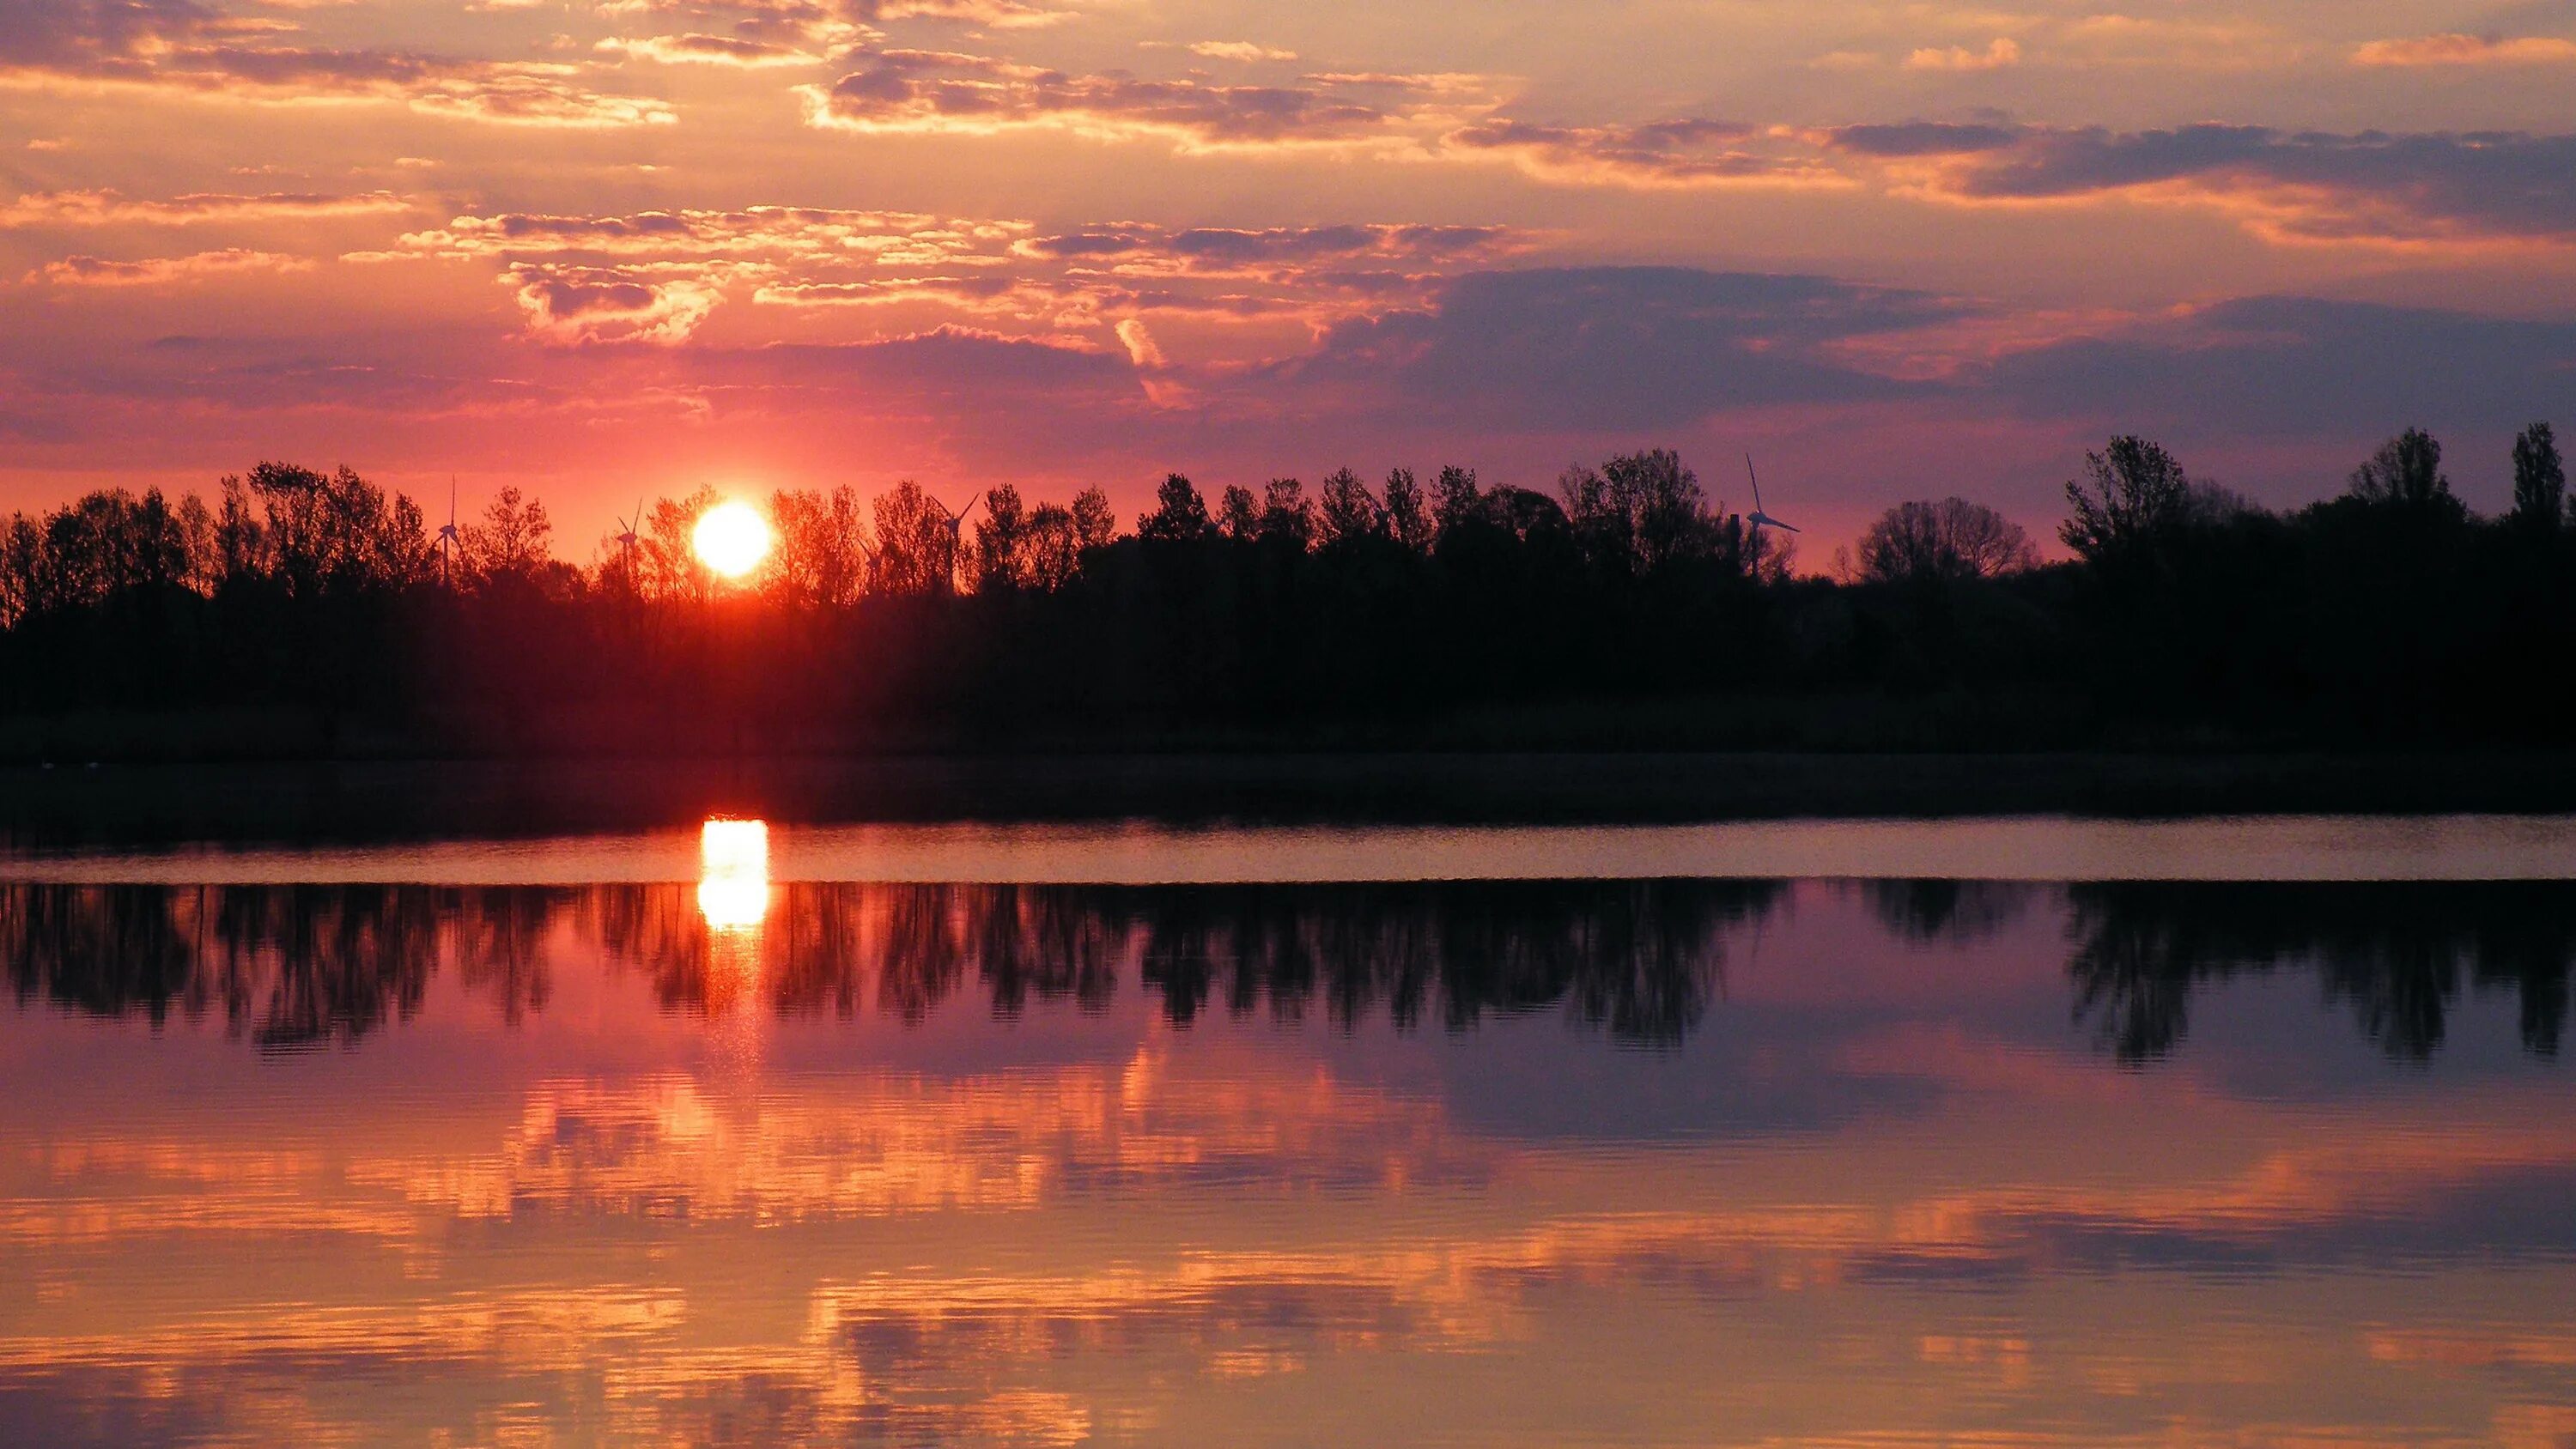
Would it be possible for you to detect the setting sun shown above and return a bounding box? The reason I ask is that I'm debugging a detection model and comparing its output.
[693,500,773,579]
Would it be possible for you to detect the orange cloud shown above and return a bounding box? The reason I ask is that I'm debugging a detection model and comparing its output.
[2353,33,2576,66]
[1188,40,1297,64]
[0,0,674,125]
[1439,118,1843,190]
[504,264,726,344]
[799,46,1457,151]
[0,187,412,227]
[28,247,315,285]
[1903,37,2021,70]
[597,32,844,66]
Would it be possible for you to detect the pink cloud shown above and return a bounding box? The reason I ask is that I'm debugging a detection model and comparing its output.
[28,248,315,285]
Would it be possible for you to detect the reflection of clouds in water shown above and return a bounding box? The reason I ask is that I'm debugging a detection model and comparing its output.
[6,1076,2576,1443]
[345,1054,1482,1222]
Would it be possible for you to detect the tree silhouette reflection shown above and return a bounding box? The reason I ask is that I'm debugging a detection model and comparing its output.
[13,878,2570,1060]
[2066,882,2576,1063]
[2,883,562,1050]
[5,879,1776,1047]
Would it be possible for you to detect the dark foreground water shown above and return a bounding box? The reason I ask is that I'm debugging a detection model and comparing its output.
[3,821,2573,1446]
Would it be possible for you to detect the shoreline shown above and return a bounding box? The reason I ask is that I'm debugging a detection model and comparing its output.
[8,750,2576,847]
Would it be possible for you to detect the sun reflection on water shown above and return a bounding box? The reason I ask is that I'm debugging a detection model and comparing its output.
[697,818,770,932]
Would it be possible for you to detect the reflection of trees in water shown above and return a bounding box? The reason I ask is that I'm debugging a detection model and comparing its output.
[2066,882,2575,1064]
[1863,880,2034,945]
[2,883,562,1050]
[1130,882,1775,1046]
[8,879,1777,1048]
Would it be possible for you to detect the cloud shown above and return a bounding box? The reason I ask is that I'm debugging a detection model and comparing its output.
[1984,294,2576,440]
[1850,123,2576,245]
[2353,33,2576,66]
[29,248,315,285]
[1439,118,1837,189]
[1017,221,1516,270]
[800,47,1424,149]
[0,0,674,125]
[398,206,1024,264]
[1903,37,2021,70]
[1824,122,2020,158]
[596,32,836,66]
[1296,267,1959,429]
[0,188,412,227]
[398,205,1526,349]
[504,264,726,343]
[1188,40,1297,64]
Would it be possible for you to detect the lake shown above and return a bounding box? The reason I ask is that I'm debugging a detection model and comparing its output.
[3,817,2572,1446]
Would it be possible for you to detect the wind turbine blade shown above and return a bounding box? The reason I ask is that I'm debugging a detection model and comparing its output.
[1745,454,1764,516]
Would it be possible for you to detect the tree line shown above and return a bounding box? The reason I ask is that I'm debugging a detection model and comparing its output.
[2,424,2570,750]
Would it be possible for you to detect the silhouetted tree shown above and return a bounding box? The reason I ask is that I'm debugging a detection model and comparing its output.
[1069,486,1118,552]
[1856,498,2039,585]
[1316,467,1382,546]
[871,480,954,595]
[769,483,871,606]
[2513,422,2567,531]
[1137,472,1212,543]
[2060,436,2194,565]
[1382,467,1433,553]
[1259,478,1315,549]
[461,485,553,586]
[1431,464,1482,536]
[2347,427,2464,521]
[641,485,718,601]
[1217,483,1260,540]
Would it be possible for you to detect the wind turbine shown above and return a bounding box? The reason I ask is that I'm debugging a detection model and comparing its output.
[614,497,642,584]
[434,476,462,583]
[932,490,982,592]
[1743,454,1799,538]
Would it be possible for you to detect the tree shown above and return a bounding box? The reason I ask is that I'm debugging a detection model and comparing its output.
[872,480,956,595]
[971,482,1029,590]
[1137,473,1212,543]
[1856,498,2040,585]
[1260,478,1315,549]
[641,486,719,601]
[461,485,552,585]
[2347,427,2463,519]
[1022,502,1081,590]
[769,484,870,606]
[2061,436,2194,563]
[1558,450,1711,577]
[1316,467,1382,546]
[1070,487,1118,552]
[2512,422,2566,531]
[1217,484,1260,541]
[240,463,427,597]
[1432,465,1482,536]
[1382,468,1433,554]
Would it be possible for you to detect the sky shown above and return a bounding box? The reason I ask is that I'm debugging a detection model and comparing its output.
[4,0,2575,556]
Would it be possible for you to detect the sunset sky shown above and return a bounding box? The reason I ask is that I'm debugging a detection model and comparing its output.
[5,0,2574,555]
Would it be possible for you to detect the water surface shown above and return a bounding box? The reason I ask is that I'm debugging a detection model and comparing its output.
[3,821,2571,1446]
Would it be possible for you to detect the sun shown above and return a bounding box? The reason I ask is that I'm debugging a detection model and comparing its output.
[693,500,773,579]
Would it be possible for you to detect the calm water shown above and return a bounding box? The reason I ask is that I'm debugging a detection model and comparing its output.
[3,820,2573,1446]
